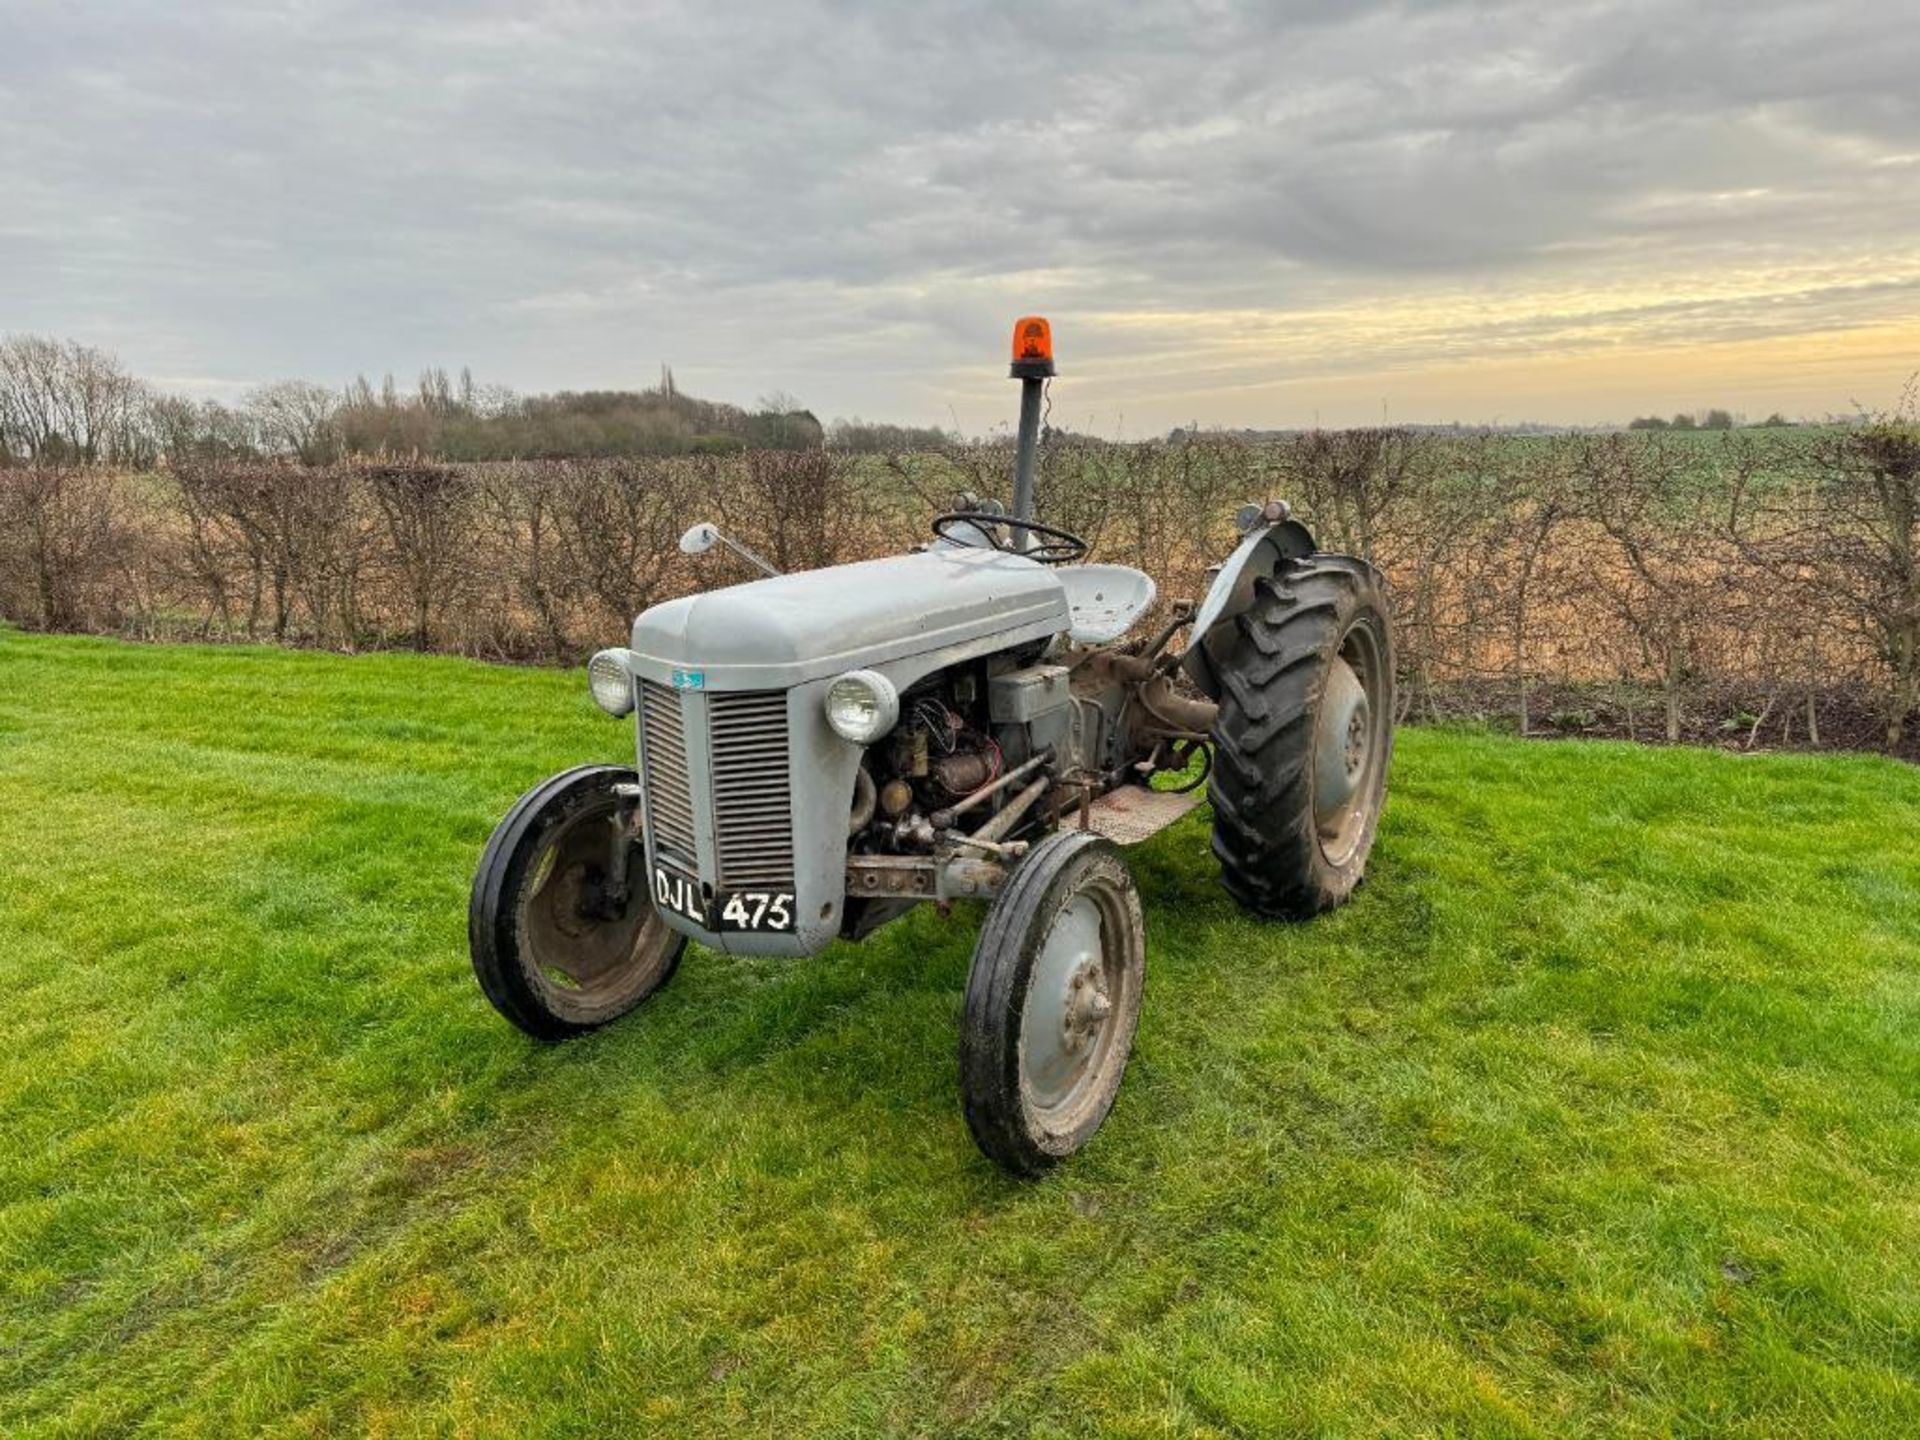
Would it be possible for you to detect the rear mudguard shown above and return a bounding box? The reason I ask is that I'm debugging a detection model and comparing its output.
[1180,517,1316,700]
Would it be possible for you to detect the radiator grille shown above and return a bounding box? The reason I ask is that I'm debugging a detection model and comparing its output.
[638,681,698,866]
[708,691,795,890]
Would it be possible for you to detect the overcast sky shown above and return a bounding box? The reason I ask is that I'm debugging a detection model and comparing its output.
[3,0,1917,431]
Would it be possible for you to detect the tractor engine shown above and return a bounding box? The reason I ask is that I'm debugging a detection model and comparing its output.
[851,647,1213,868]
[866,677,1003,830]
[856,661,1074,842]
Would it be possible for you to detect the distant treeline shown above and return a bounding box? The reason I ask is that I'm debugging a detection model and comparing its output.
[1626,408,1796,431]
[0,335,956,466]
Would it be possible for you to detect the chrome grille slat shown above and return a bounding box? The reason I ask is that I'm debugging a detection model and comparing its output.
[709,690,795,890]
[638,681,698,866]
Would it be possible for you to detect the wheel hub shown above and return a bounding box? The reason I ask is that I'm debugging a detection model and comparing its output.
[522,811,669,1007]
[1314,656,1371,830]
[545,861,599,938]
[1020,896,1115,1110]
[1062,958,1112,1054]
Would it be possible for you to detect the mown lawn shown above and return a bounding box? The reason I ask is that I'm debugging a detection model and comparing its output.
[1,629,1917,1437]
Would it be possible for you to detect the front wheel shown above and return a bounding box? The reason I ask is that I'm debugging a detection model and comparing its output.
[960,831,1146,1176]
[469,764,686,1040]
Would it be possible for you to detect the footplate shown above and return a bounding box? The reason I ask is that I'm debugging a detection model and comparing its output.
[1081,786,1206,845]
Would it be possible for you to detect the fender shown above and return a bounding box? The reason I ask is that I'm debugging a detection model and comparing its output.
[1180,514,1316,699]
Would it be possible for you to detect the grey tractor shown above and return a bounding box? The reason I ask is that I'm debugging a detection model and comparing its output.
[470,317,1394,1175]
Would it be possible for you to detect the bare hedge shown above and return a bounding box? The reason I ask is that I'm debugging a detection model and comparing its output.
[3,426,1916,755]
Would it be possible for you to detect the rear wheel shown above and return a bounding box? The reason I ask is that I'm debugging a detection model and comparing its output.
[1207,554,1394,919]
[470,764,686,1040]
[960,831,1145,1176]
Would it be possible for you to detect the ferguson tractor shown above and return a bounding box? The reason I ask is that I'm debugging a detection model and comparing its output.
[470,318,1394,1175]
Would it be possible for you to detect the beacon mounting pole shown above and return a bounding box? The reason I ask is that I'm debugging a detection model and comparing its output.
[1007,316,1056,552]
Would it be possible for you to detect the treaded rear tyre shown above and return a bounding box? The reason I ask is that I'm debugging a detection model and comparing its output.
[1207,554,1394,919]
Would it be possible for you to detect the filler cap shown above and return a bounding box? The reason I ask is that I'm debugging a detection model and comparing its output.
[1009,315,1056,379]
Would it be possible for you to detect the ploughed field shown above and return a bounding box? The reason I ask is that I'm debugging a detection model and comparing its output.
[2,629,1917,1436]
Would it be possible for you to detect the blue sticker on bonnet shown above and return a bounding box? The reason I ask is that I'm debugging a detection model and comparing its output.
[671,669,705,690]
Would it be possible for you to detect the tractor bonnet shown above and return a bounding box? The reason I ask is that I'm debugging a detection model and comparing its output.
[630,546,1071,692]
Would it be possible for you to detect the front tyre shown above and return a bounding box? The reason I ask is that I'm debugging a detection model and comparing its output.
[1208,554,1395,919]
[469,764,686,1040]
[960,831,1146,1176]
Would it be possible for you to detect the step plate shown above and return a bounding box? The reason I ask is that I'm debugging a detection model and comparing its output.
[1082,785,1207,846]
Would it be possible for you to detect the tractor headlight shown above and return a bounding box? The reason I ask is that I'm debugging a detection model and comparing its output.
[824,669,898,744]
[587,648,636,717]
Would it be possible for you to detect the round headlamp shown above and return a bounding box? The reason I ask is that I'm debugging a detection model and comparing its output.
[587,648,636,717]
[823,669,898,744]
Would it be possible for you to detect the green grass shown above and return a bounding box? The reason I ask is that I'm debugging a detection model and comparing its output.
[2,629,1917,1437]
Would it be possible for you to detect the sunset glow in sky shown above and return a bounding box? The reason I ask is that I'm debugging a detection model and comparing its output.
[4,0,1916,431]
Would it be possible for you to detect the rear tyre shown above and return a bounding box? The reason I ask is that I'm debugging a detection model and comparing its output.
[960,831,1145,1176]
[1207,554,1394,919]
[470,764,686,1040]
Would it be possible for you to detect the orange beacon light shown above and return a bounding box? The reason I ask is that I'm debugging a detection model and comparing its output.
[1010,316,1056,379]
[1008,316,1053,528]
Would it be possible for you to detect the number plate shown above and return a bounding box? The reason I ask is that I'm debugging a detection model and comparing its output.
[715,889,795,932]
[651,864,706,927]
[650,864,795,933]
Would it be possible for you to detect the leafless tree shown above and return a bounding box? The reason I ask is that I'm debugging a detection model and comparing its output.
[1572,433,1745,742]
[0,467,137,629]
[170,462,363,644]
[1496,439,1580,735]
[549,457,691,630]
[1731,399,1920,746]
[1273,427,1424,562]
[244,381,343,465]
[366,464,475,649]
[720,449,862,573]
[0,335,148,465]
[474,463,587,662]
[147,393,256,465]
[1368,433,1514,724]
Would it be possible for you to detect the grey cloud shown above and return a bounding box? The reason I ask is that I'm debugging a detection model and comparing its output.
[1,0,1915,425]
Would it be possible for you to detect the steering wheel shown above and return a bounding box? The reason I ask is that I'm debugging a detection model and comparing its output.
[931,511,1090,565]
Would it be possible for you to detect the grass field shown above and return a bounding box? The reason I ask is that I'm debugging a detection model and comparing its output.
[2,629,1917,1437]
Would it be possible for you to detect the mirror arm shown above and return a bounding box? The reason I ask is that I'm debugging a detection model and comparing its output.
[681,521,783,577]
[716,532,782,578]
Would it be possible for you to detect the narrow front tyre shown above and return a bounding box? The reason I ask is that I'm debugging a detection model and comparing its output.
[960,831,1146,1176]
[469,764,686,1040]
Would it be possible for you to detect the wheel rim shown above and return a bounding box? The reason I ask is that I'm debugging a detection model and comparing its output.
[1312,617,1390,868]
[1019,880,1130,1126]
[518,801,676,1024]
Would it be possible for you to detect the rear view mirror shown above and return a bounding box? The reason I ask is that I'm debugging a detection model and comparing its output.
[676,520,781,576]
